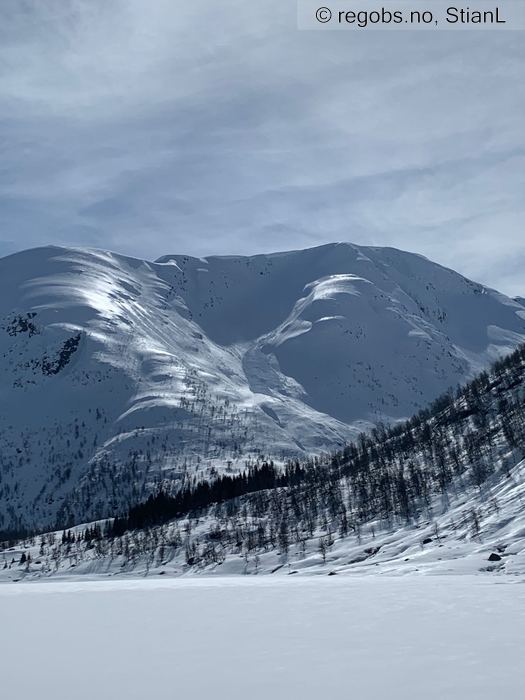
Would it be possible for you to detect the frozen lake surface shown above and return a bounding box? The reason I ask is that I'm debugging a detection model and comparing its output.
[1,575,523,699]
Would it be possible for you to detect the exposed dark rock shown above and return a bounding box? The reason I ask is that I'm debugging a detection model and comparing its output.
[4,312,39,337]
[364,546,381,556]
[41,333,82,376]
[488,552,502,562]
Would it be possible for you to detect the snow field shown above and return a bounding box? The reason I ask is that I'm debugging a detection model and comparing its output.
[1,575,523,700]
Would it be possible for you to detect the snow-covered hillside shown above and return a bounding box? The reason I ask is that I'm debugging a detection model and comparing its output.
[2,452,525,582]
[1,242,525,533]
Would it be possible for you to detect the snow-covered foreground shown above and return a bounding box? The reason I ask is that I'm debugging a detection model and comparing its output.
[1,576,523,700]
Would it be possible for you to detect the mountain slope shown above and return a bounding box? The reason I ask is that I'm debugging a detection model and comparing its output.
[3,343,525,581]
[1,242,525,532]
[159,244,525,424]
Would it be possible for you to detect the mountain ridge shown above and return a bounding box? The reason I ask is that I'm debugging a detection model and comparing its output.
[1,241,525,532]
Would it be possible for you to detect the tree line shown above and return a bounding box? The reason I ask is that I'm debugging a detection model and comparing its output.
[5,342,525,571]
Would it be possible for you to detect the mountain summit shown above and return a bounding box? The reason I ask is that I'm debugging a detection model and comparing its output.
[1,242,524,532]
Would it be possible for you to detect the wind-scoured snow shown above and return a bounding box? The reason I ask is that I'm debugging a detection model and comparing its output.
[1,242,525,532]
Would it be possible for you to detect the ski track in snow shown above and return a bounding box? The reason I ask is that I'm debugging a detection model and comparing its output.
[0,576,523,700]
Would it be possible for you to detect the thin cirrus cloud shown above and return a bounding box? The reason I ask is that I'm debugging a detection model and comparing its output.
[0,0,524,295]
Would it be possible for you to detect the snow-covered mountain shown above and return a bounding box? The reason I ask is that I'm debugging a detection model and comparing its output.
[1,242,525,533]
[4,342,525,583]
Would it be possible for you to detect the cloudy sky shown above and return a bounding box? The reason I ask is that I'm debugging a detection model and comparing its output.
[0,0,524,294]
